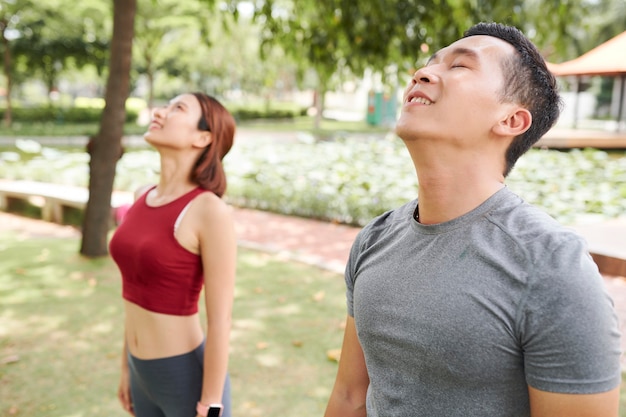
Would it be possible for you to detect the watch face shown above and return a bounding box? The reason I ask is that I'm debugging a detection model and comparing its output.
[207,406,222,417]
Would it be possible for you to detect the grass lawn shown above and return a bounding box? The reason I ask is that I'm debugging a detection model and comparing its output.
[1,228,625,416]
[0,230,346,417]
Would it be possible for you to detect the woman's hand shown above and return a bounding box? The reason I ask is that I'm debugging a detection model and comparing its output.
[118,369,134,415]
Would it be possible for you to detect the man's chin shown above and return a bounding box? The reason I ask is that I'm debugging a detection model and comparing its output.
[394,116,421,142]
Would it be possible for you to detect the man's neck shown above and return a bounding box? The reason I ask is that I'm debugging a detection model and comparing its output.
[416,179,504,225]
[409,147,506,225]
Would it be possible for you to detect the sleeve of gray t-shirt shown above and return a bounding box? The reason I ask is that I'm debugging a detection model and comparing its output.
[345,226,368,317]
[517,235,621,394]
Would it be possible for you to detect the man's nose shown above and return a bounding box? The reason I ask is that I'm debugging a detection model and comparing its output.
[412,66,438,84]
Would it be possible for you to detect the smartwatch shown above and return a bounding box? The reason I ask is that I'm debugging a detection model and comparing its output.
[196,402,223,417]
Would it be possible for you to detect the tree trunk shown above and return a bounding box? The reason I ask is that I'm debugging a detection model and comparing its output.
[80,0,136,257]
[147,65,154,110]
[1,23,13,127]
[314,86,325,131]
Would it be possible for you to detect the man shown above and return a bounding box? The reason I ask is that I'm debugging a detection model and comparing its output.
[324,22,621,417]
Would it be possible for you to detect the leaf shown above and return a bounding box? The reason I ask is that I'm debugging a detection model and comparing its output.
[312,290,325,302]
[326,348,341,363]
[1,355,20,365]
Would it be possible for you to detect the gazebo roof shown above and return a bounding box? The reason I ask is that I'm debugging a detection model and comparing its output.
[547,31,626,77]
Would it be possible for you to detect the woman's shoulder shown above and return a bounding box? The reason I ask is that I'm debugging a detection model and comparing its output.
[194,189,226,205]
[192,191,233,221]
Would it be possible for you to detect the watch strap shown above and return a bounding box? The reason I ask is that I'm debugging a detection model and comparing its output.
[196,402,223,417]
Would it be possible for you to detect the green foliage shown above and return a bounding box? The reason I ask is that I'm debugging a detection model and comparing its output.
[226,140,626,226]
[252,0,586,78]
[562,0,626,59]
[228,106,308,121]
[0,106,139,124]
[133,0,216,104]
[507,148,626,223]
[2,137,626,227]
[225,136,416,225]
[255,0,353,96]
[5,0,111,92]
[0,122,146,137]
[2,0,625,116]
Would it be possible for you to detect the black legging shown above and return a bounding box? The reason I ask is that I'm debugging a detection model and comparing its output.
[128,341,231,417]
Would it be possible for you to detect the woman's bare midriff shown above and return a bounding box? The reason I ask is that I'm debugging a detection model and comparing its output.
[124,300,204,359]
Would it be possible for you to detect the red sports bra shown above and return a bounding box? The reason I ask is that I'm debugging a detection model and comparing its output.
[109,186,208,315]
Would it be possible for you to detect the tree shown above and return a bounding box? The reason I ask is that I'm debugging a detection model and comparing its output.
[133,0,212,108]
[80,0,226,257]
[575,0,626,54]
[0,0,37,126]
[80,0,136,257]
[255,0,353,129]
[12,17,107,101]
[0,10,14,126]
[251,0,586,122]
[74,0,112,77]
[0,0,110,116]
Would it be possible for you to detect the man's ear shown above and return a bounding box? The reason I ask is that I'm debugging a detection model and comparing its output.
[493,107,532,137]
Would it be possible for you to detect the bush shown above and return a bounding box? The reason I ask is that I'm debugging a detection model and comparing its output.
[2,138,626,227]
[0,101,303,127]
[0,106,139,124]
[227,103,308,121]
[231,108,300,120]
[224,136,416,225]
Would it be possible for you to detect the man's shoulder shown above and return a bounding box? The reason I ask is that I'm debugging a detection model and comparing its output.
[487,193,583,255]
[349,200,416,254]
[359,199,416,238]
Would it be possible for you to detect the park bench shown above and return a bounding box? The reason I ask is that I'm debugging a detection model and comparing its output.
[0,179,133,224]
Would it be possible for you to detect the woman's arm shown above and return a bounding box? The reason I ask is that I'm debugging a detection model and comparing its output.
[197,195,237,410]
[118,338,134,415]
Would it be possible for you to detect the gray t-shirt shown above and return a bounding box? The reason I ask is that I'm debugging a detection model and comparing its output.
[345,187,621,417]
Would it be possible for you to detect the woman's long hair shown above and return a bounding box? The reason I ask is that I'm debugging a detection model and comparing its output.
[191,92,236,198]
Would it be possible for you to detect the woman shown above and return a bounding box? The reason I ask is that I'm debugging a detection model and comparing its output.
[109,92,236,417]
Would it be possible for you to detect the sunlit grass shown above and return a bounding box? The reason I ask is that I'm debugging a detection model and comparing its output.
[0,230,345,417]
[2,230,626,415]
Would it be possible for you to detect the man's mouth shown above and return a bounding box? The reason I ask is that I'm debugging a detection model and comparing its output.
[408,96,433,105]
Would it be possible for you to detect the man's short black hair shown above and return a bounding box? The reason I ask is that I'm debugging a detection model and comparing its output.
[463,22,562,176]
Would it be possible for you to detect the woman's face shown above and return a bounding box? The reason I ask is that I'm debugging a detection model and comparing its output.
[144,94,208,150]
